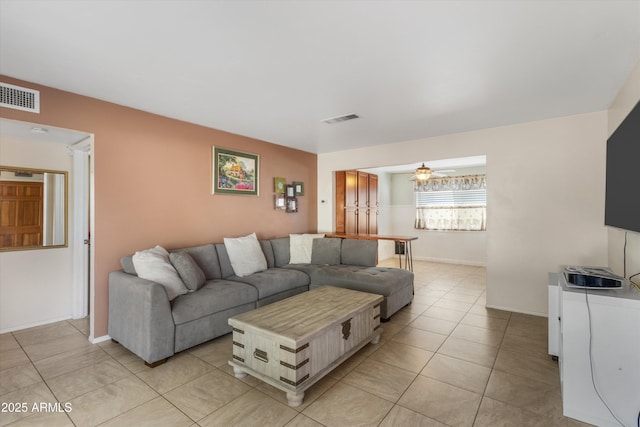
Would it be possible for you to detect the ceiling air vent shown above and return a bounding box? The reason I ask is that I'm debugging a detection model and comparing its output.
[0,82,40,113]
[321,113,359,124]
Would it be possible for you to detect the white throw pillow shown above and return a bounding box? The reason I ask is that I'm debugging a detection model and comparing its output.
[289,233,325,264]
[224,232,268,277]
[132,245,188,301]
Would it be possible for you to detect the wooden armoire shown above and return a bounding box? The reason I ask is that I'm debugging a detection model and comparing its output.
[335,170,378,234]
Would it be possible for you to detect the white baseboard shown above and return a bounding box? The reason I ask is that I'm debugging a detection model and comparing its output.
[412,256,487,267]
[90,334,111,344]
[485,303,548,318]
[0,315,73,334]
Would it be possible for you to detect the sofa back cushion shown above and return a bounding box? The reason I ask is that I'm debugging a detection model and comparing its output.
[341,239,378,267]
[215,244,235,278]
[173,244,222,280]
[311,237,342,265]
[270,237,291,267]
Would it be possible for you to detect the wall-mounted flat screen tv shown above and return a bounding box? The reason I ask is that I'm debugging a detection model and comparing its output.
[605,101,640,233]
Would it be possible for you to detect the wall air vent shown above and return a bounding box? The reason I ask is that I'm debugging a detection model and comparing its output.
[321,113,359,124]
[0,82,40,113]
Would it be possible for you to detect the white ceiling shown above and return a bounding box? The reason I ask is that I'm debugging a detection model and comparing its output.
[1,1,639,154]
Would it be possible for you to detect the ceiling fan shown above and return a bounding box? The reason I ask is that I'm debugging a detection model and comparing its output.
[409,163,455,181]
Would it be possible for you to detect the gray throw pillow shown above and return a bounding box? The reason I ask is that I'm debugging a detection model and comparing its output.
[120,255,137,275]
[170,251,206,291]
[311,238,342,265]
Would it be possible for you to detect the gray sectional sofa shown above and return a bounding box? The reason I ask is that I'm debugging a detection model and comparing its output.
[108,236,414,365]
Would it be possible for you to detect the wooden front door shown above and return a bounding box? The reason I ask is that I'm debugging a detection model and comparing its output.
[0,181,44,248]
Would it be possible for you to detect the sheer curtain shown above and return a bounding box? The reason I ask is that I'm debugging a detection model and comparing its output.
[414,174,486,231]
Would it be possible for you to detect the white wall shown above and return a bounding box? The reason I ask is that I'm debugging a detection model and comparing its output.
[606,60,640,281]
[0,135,75,332]
[375,172,396,260]
[318,111,609,316]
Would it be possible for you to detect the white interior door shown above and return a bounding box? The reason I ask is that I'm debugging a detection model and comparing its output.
[70,136,95,339]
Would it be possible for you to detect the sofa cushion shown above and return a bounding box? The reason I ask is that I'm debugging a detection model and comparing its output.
[169,251,206,291]
[289,233,325,264]
[227,268,309,299]
[132,246,188,300]
[270,237,290,268]
[171,280,258,325]
[311,237,342,265]
[299,264,414,297]
[341,239,378,267]
[173,244,222,280]
[223,233,268,277]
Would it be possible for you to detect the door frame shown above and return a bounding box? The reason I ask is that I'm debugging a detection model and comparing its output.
[69,135,95,340]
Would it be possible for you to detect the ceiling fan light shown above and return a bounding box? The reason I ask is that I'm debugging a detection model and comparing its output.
[415,163,432,181]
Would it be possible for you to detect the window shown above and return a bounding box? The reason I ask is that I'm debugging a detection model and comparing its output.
[414,174,486,231]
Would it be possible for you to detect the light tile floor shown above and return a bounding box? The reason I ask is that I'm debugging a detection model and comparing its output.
[0,260,595,427]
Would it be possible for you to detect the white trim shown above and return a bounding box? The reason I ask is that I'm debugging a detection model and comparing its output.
[412,255,487,267]
[485,304,548,318]
[0,315,72,334]
[90,334,111,345]
[69,135,95,341]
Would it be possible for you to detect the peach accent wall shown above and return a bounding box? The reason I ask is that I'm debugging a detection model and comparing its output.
[0,75,317,337]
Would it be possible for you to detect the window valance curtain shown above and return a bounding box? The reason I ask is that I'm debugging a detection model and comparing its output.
[414,174,486,192]
[414,174,487,231]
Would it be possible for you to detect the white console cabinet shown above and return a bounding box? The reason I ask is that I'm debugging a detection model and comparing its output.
[549,273,640,427]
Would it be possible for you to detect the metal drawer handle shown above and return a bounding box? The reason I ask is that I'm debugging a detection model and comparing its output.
[254,348,268,363]
[342,318,352,340]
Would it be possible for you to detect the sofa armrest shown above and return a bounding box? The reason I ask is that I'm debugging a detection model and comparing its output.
[108,271,175,364]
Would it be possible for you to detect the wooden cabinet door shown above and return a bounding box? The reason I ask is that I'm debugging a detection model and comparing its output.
[0,181,44,247]
[368,174,378,234]
[336,170,358,234]
[357,171,369,234]
[335,170,379,235]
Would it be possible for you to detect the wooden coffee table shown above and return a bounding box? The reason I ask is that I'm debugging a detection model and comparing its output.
[228,286,383,407]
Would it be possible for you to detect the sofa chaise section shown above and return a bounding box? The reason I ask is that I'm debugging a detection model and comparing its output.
[272,237,414,319]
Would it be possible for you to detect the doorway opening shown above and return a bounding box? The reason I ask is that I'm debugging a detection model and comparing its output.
[0,118,94,339]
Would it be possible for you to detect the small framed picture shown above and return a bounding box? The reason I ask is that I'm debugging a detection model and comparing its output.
[274,194,286,210]
[293,181,304,196]
[286,184,295,198]
[274,177,286,194]
[286,198,298,213]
